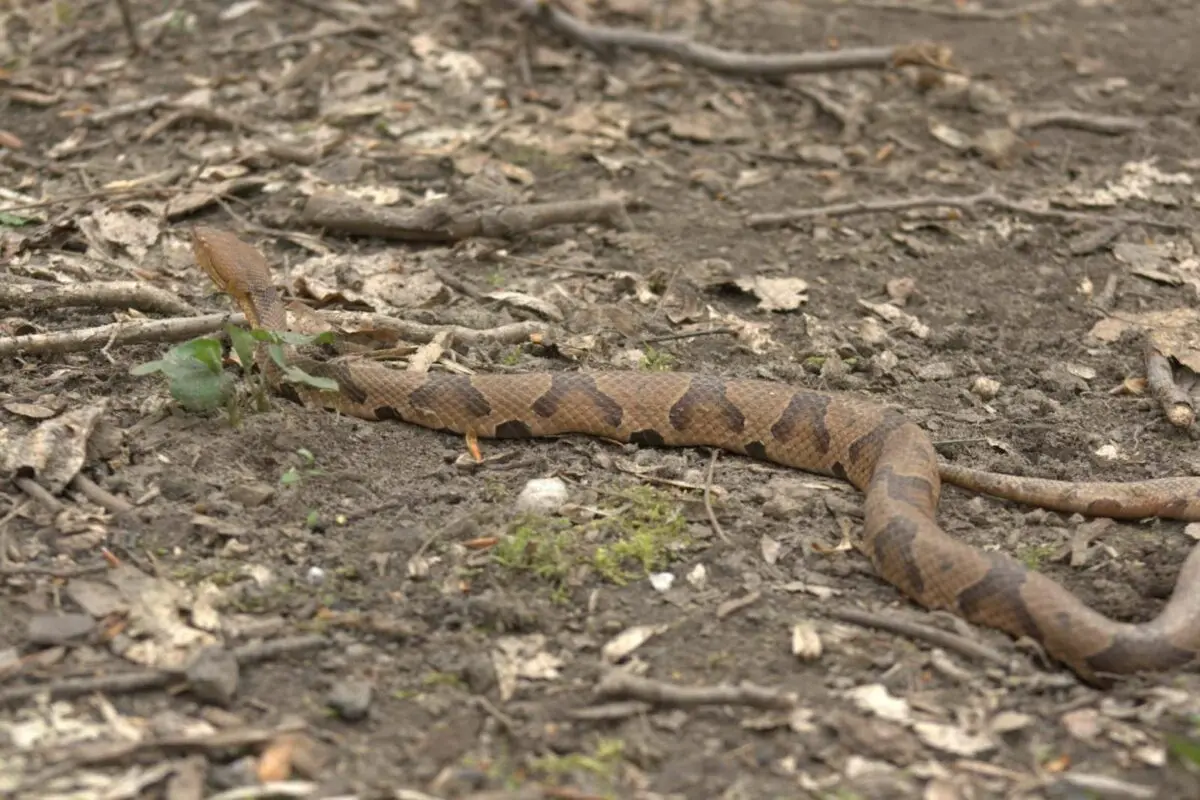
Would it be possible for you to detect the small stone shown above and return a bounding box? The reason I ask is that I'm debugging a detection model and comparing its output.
[186,645,239,706]
[971,376,1001,400]
[916,361,955,381]
[327,678,373,721]
[229,482,275,508]
[27,612,95,645]
[514,478,569,514]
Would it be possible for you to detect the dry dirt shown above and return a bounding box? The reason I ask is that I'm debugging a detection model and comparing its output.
[3,1,1200,798]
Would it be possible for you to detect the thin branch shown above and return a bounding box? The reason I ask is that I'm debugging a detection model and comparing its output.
[851,1,1056,20]
[112,0,142,54]
[1144,340,1195,429]
[0,280,194,316]
[1011,108,1146,136]
[511,0,953,77]
[594,670,798,710]
[746,189,1188,231]
[825,607,1011,667]
[0,312,242,358]
[1,310,548,359]
[703,450,729,543]
[0,634,329,706]
[70,474,135,515]
[300,192,632,242]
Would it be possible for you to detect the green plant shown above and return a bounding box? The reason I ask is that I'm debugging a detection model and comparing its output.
[132,324,338,422]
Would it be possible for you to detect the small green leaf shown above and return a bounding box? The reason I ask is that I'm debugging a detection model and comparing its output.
[169,363,236,412]
[130,359,168,376]
[226,324,257,373]
[280,467,301,486]
[282,365,338,391]
[297,447,316,464]
[0,212,34,227]
[1167,734,1200,767]
[267,342,289,370]
[305,509,320,529]
[172,338,224,374]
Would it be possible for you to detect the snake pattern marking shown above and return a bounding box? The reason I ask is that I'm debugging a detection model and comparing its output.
[192,225,1200,685]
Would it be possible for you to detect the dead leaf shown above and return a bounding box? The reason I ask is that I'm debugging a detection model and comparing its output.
[733,276,809,312]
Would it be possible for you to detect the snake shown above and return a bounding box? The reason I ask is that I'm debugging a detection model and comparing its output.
[191,225,1200,685]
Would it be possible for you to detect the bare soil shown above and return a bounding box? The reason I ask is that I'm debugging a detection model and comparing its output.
[3,1,1200,798]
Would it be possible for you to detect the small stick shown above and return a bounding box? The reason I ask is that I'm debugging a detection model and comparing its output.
[0,561,110,577]
[0,312,242,358]
[512,0,952,77]
[1,311,547,359]
[703,450,730,543]
[0,634,328,706]
[0,280,194,316]
[70,474,134,515]
[825,607,1011,667]
[300,192,632,242]
[1011,109,1145,136]
[112,0,142,54]
[851,1,1055,20]
[0,185,155,215]
[1143,341,1195,429]
[747,189,1187,231]
[595,670,798,710]
[13,476,64,513]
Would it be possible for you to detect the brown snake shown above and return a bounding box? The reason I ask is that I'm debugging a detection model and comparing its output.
[192,226,1200,685]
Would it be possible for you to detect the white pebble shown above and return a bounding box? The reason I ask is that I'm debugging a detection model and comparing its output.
[515,478,570,514]
[648,572,675,592]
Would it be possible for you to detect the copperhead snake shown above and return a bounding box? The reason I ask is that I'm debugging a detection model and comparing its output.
[191,225,1200,685]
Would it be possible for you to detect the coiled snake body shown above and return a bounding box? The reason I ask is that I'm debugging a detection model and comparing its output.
[192,226,1200,685]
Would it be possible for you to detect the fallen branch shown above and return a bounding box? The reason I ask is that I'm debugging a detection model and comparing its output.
[0,312,242,357]
[1,310,548,358]
[825,607,1011,667]
[595,670,798,710]
[747,189,1188,231]
[0,634,329,707]
[0,280,195,316]
[1144,341,1195,429]
[511,0,952,77]
[300,192,632,242]
[851,0,1056,20]
[1011,108,1146,136]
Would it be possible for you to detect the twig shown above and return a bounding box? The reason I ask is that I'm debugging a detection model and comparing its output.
[0,634,328,706]
[703,450,729,543]
[0,185,156,215]
[321,312,547,347]
[39,719,307,768]
[300,192,632,242]
[511,0,952,77]
[112,0,141,54]
[851,1,1055,20]
[140,105,265,143]
[746,188,1188,231]
[595,670,798,710]
[0,312,241,357]
[0,309,546,358]
[206,783,327,800]
[1011,109,1146,136]
[640,327,736,345]
[0,280,195,316]
[70,474,134,515]
[824,607,1011,667]
[0,561,110,577]
[1144,340,1195,429]
[13,476,64,513]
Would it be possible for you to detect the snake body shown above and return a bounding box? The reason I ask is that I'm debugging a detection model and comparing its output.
[192,226,1200,684]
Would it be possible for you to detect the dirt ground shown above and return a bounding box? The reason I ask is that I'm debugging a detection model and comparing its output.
[3,0,1200,798]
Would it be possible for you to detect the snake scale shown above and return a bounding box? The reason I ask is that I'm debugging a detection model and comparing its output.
[192,226,1200,685]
